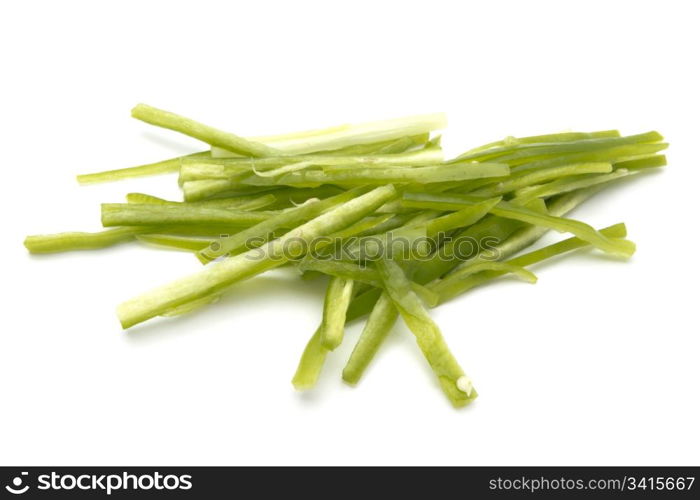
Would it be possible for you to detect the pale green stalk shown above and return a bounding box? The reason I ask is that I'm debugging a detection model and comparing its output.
[243,162,509,187]
[470,162,612,197]
[320,277,355,350]
[101,203,275,227]
[291,326,328,390]
[459,130,620,157]
[131,104,281,157]
[342,293,398,385]
[377,258,477,407]
[76,151,208,184]
[210,113,447,156]
[136,234,213,252]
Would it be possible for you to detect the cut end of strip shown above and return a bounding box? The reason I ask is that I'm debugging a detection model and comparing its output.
[457,376,474,397]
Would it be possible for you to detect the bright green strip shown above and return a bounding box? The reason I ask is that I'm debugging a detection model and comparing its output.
[76,151,208,184]
[377,258,477,407]
[161,294,221,317]
[446,261,537,284]
[432,223,627,303]
[320,277,354,350]
[131,104,281,157]
[136,234,212,252]
[410,215,526,285]
[325,214,394,240]
[512,169,636,204]
[511,142,668,173]
[101,204,274,228]
[412,186,601,283]
[489,201,635,258]
[470,162,612,197]
[126,192,277,211]
[401,192,635,258]
[117,185,397,328]
[196,190,357,262]
[181,179,273,201]
[613,154,667,170]
[24,227,150,253]
[321,134,429,155]
[244,162,509,187]
[459,130,620,157]
[421,197,501,236]
[342,292,398,385]
[208,133,428,163]
[458,131,661,163]
[291,326,328,390]
[125,193,169,204]
[299,259,382,287]
[211,113,447,156]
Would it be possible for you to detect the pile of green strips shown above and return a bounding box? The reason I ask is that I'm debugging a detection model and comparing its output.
[24,104,668,407]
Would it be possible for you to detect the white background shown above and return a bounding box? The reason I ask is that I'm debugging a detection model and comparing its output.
[1,0,698,466]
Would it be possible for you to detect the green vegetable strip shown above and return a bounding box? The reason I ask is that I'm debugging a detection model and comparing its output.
[125,193,169,204]
[291,326,328,390]
[360,186,600,318]
[377,258,477,407]
[160,294,221,317]
[196,190,357,262]
[299,259,383,287]
[101,204,275,228]
[459,130,620,157]
[489,201,634,258]
[444,261,537,284]
[470,162,612,197]
[76,151,208,184]
[244,162,509,187]
[420,197,501,236]
[432,223,627,303]
[462,131,662,164]
[512,169,636,204]
[24,227,151,253]
[181,147,444,183]
[126,192,277,211]
[613,154,667,170]
[131,104,281,157]
[320,277,354,350]
[319,134,429,156]
[401,193,635,258]
[181,179,271,201]
[343,293,399,385]
[117,185,397,328]
[324,214,394,240]
[371,135,429,154]
[207,133,428,163]
[296,259,437,306]
[211,113,447,157]
[136,234,213,252]
[511,142,668,173]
